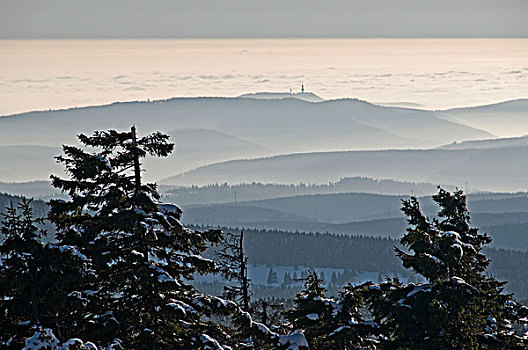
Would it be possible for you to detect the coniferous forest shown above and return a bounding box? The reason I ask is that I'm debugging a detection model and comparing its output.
[1,128,527,349]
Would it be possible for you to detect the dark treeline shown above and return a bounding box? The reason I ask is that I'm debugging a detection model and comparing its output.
[485,247,528,300]
[481,222,528,251]
[195,226,528,300]
[163,177,447,206]
[0,181,64,201]
[0,193,47,219]
[196,227,405,273]
[186,208,528,252]
[0,193,55,241]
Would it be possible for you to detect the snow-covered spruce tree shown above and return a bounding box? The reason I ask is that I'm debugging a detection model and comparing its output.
[366,188,527,349]
[215,230,251,311]
[48,127,236,348]
[285,271,375,350]
[22,327,98,350]
[0,199,91,348]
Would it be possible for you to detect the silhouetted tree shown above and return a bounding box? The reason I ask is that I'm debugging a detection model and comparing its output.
[0,199,90,347]
[216,230,251,311]
[48,127,232,348]
[367,188,528,349]
[286,271,375,349]
[267,267,279,284]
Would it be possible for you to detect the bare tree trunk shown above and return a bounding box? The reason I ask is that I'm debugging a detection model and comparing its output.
[30,277,39,324]
[240,230,250,312]
[131,125,141,192]
[262,301,268,326]
[131,126,149,262]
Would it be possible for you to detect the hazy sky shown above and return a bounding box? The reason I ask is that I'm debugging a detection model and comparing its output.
[1,0,527,38]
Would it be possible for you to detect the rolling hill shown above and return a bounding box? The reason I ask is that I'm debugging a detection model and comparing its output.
[165,145,528,192]
[0,145,63,182]
[439,99,528,137]
[0,97,501,182]
[180,192,528,251]
[239,92,324,102]
[0,180,62,200]
[161,177,452,206]
[438,135,528,150]
[321,99,493,143]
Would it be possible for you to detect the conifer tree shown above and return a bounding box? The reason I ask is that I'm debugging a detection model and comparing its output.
[331,271,337,285]
[283,272,292,285]
[267,267,278,284]
[367,188,528,349]
[0,199,90,348]
[48,127,233,348]
[285,271,374,349]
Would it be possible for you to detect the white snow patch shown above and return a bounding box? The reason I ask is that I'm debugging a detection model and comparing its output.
[200,334,223,349]
[306,313,319,321]
[23,328,59,350]
[51,244,88,261]
[444,231,461,239]
[167,301,196,316]
[329,325,350,336]
[159,203,182,214]
[406,284,432,298]
[424,253,441,264]
[131,250,144,258]
[278,330,309,350]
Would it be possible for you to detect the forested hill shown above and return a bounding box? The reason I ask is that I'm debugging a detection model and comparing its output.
[162,177,451,205]
[181,191,528,251]
[0,193,52,240]
[0,97,499,183]
[197,226,528,300]
[0,192,48,218]
[165,145,528,191]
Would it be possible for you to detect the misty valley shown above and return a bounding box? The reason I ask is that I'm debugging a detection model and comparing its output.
[1,92,528,348]
[1,4,528,344]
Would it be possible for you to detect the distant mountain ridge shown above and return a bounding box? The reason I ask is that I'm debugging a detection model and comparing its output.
[0,96,504,182]
[438,135,528,150]
[239,91,324,102]
[161,176,453,204]
[438,98,528,137]
[181,191,528,251]
[0,145,63,182]
[441,99,528,113]
[320,98,493,143]
[165,145,528,192]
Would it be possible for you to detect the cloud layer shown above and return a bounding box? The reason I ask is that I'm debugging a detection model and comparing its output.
[0,39,526,115]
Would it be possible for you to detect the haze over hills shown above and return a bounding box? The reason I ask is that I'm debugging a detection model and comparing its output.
[438,135,528,150]
[320,99,494,144]
[143,128,269,179]
[163,144,528,192]
[184,191,528,226]
[2,3,528,345]
[161,177,453,206]
[0,96,509,183]
[180,191,528,251]
[0,145,63,182]
[439,99,528,137]
[0,181,63,201]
